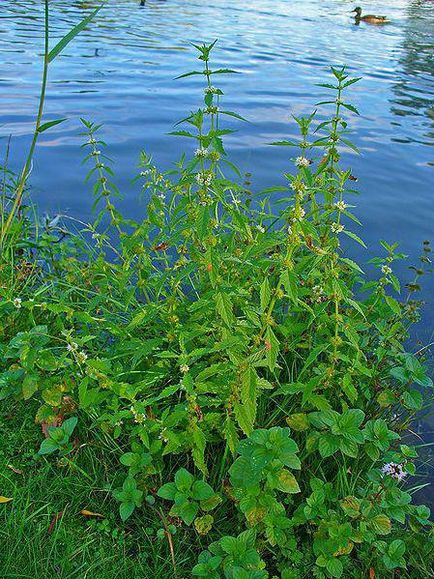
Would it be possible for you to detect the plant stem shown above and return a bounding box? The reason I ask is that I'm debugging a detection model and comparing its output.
[1,0,50,249]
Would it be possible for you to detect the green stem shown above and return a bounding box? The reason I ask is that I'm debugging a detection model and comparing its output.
[1,0,50,248]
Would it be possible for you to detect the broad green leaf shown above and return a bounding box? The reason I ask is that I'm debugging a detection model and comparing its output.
[191,480,214,501]
[285,413,309,432]
[215,292,234,326]
[175,468,195,492]
[326,557,343,578]
[119,501,135,521]
[157,482,177,500]
[177,501,199,525]
[62,416,78,437]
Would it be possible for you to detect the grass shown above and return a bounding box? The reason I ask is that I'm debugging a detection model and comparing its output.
[0,401,196,578]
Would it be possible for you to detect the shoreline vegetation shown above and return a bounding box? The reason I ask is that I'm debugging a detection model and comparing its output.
[1,3,433,578]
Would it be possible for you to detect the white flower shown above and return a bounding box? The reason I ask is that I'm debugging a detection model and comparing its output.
[290,181,306,193]
[13,297,22,309]
[295,156,310,168]
[67,342,78,352]
[381,463,406,482]
[256,225,265,233]
[331,222,344,234]
[381,265,392,275]
[77,351,88,364]
[158,192,166,201]
[140,170,150,177]
[287,225,293,235]
[196,172,213,188]
[335,200,348,212]
[204,86,218,94]
[130,406,146,424]
[292,206,305,222]
[180,364,190,373]
[194,147,209,158]
[205,106,219,115]
[312,285,325,302]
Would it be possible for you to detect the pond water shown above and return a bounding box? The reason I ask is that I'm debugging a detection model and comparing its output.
[1,0,433,490]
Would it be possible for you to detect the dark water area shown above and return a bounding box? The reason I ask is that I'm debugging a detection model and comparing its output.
[0,1,433,499]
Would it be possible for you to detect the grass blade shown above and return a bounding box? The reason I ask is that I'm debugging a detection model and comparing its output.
[47,4,103,63]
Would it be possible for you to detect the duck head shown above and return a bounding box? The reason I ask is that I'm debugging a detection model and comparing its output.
[351,7,362,17]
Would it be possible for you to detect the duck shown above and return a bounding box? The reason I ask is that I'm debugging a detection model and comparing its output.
[352,6,389,24]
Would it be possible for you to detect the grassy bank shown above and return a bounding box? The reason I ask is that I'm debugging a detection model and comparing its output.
[0,400,197,578]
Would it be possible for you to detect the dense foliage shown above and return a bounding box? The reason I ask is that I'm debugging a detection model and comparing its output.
[1,28,433,579]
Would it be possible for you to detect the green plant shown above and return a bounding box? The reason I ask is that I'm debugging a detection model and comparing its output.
[113,476,144,521]
[38,416,78,456]
[1,11,433,577]
[192,529,268,578]
[158,467,220,526]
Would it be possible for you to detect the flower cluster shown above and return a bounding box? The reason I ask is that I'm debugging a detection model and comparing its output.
[331,222,344,234]
[381,264,392,275]
[13,297,22,309]
[194,147,209,158]
[205,105,219,115]
[291,206,305,222]
[196,172,213,188]
[381,462,406,481]
[204,86,219,95]
[130,405,146,424]
[67,342,88,364]
[66,342,79,352]
[334,200,348,212]
[295,156,311,168]
[312,285,326,303]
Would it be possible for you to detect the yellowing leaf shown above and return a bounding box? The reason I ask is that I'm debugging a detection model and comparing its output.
[340,496,360,518]
[334,543,353,557]
[334,541,354,556]
[276,469,301,493]
[370,514,391,535]
[245,505,267,526]
[79,509,104,518]
[0,496,13,503]
[7,465,23,475]
[194,514,214,535]
[286,413,309,431]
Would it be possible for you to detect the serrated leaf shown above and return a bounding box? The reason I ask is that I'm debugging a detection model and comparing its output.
[234,367,257,435]
[215,292,234,326]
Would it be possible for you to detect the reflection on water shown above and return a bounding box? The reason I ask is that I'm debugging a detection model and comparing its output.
[391,0,434,149]
[0,0,433,489]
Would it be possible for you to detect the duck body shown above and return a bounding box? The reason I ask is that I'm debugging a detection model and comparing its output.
[352,6,389,25]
